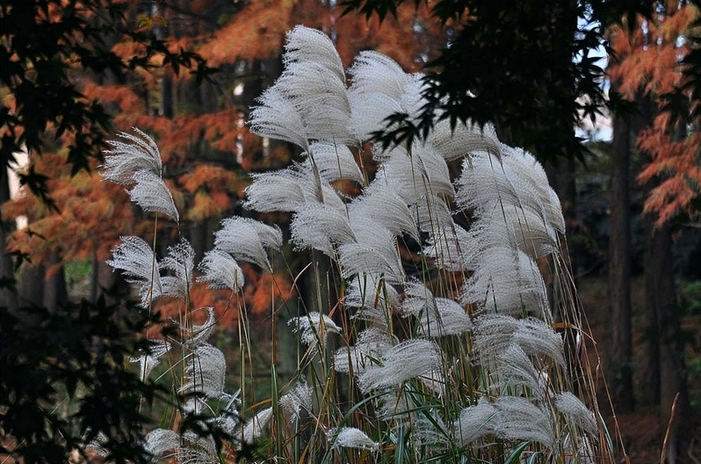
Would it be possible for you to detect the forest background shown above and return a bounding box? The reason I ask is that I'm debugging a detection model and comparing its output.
[2,0,701,462]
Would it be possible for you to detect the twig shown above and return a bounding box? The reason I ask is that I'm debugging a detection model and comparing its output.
[660,392,680,464]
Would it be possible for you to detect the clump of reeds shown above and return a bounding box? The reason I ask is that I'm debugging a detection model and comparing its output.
[103,25,611,463]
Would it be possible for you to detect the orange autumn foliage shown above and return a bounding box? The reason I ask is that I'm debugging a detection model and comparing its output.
[609,2,700,224]
[7,1,445,328]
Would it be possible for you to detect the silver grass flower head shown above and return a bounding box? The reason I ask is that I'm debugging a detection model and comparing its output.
[472,314,521,360]
[333,327,395,374]
[242,407,273,444]
[275,60,354,144]
[106,235,162,308]
[348,50,412,101]
[348,89,404,140]
[357,338,443,393]
[177,434,218,464]
[328,427,379,452]
[427,119,501,161]
[423,223,471,272]
[159,238,195,299]
[453,397,498,446]
[375,387,412,419]
[144,428,179,458]
[349,183,420,241]
[279,381,313,424]
[248,86,309,151]
[413,141,455,198]
[413,411,450,446]
[346,273,400,313]
[402,281,472,337]
[513,317,566,368]
[181,307,216,348]
[127,169,179,222]
[554,392,597,435]
[213,217,281,271]
[493,396,555,449]
[129,339,171,382]
[467,203,557,260]
[289,312,341,350]
[461,246,550,317]
[284,25,345,82]
[501,146,565,233]
[101,128,163,184]
[197,250,244,292]
[340,221,404,283]
[290,203,355,255]
[180,343,226,398]
[306,141,364,184]
[492,344,546,399]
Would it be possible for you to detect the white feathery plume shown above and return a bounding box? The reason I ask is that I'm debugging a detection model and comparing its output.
[349,184,419,241]
[306,141,364,184]
[127,170,179,222]
[357,339,442,393]
[106,236,162,308]
[413,411,450,446]
[180,344,226,398]
[399,73,428,123]
[348,90,404,141]
[493,397,555,449]
[453,398,498,445]
[455,152,522,213]
[348,50,412,101]
[290,203,355,255]
[244,168,307,213]
[502,146,565,233]
[554,392,597,435]
[279,381,313,424]
[248,86,309,151]
[427,119,501,161]
[466,202,557,260]
[213,217,281,271]
[144,428,179,457]
[242,407,273,444]
[289,312,341,351]
[493,344,546,399]
[181,307,216,348]
[375,387,412,419]
[129,339,171,382]
[159,238,195,299]
[333,327,395,374]
[328,427,379,452]
[340,222,404,283]
[346,273,399,312]
[472,314,520,360]
[346,276,395,330]
[461,246,550,317]
[411,193,454,234]
[401,281,472,337]
[197,250,244,292]
[276,60,354,144]
[284,25,345,81]
[514,317,566,368]
[413,142,455,198]
[177,433,218,464]
[423,223,471,271]
[101,128,163,184]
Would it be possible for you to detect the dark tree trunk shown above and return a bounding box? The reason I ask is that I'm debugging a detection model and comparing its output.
[642,215,661,406]
[19,263,44,307]
[646,222,690,464]
[609,102,634,412]
[42,251,67,311]
[0,167,17,310]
